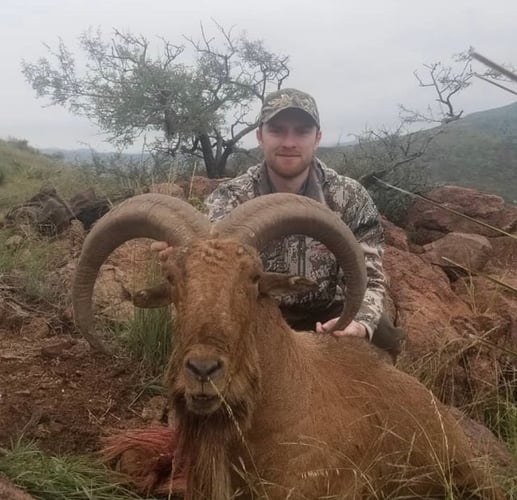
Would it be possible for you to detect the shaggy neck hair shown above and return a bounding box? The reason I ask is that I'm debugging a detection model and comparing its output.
[166,310,263,500]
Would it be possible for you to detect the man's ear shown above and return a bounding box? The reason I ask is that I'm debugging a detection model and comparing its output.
[131,282,173,308]
[258,272,318,298]
[256,126,263,146]
[315,128,322,149]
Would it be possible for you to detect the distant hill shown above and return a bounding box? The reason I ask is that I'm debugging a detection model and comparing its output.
[421,102,517,203]
[450,102,517,137]
[40,147,147,164]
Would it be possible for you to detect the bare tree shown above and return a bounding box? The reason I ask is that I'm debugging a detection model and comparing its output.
[400,50,517,125]
[399,53,475,125]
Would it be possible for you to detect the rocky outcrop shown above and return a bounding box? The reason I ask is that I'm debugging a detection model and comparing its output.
[406,186,517,245]
[422,232,493,277]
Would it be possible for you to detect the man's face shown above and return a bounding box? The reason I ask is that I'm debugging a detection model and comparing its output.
[256,108,322,179]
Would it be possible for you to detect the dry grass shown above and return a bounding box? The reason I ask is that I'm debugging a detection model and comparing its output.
[0,138,114,217]
[0,229,70,306]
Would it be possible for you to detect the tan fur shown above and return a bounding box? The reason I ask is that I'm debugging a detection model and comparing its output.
[164,239,503,500]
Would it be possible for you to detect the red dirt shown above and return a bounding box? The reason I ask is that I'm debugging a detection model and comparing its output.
[0,314,158,456]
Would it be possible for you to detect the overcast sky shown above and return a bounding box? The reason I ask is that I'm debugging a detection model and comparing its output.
[1,0,516,152]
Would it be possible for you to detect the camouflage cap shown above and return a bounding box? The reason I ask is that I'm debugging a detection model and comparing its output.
[259,88,320,127]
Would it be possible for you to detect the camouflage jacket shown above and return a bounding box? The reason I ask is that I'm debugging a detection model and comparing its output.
[205,159,385,335]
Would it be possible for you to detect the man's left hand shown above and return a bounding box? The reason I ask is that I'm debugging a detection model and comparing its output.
[315,318,367,338]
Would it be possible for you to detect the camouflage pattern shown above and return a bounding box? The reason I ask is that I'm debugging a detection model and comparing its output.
[259,88,320,127]
[205,159,385,336]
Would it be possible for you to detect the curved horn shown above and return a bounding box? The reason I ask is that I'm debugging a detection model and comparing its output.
[214,193,367,332]
[72,193,211,352]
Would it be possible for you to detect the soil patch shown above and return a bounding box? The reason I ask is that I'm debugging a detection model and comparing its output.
[0,316,156,456]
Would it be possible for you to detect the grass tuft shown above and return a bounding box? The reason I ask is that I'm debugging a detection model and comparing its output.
[116,306,174,379]
[0,440,158,500]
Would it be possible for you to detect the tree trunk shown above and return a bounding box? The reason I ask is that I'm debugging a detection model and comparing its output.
[199,133,233,178]
[199,133,217,178]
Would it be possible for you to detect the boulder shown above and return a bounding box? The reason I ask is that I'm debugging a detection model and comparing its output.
[422,232,493,277]
[406,186,517,245]
[383,246,471,359]
[68,188,111,230]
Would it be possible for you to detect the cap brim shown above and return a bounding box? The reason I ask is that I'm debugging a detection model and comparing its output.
[261,106,319,127]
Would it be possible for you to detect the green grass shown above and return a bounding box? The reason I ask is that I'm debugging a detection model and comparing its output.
[112,259,175,378]
[483,375,517,453]
[116,306,174,379]
[485,391,517,496]
[0,440,160,500]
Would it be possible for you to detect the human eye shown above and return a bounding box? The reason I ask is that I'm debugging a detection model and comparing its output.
[297,126,313,135]
[268,125,283,134]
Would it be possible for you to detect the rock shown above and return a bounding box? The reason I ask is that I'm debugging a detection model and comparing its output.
[422,232,493,277]
[384,246,471,359]
[20,317,51,339]
[40,338,77,359]
[5,235,24,250]
[406,186,517,245]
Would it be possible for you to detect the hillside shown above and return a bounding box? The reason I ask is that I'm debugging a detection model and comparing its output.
[452,102,517,137]
[421,102,517,203]
[0,138,117,216]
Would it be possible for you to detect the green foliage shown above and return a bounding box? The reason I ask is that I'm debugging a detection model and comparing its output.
[483,376,517,455]
[119,306,174,378]
[0,440,155,500]
[107,261,175,378]
[22,24,290,178]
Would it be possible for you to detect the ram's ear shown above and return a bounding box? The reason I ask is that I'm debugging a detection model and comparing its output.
[258,272,318,298]
[131,282,173,308]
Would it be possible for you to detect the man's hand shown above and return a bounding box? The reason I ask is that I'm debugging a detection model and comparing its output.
[150,241,175,262]
[315,318,367,338]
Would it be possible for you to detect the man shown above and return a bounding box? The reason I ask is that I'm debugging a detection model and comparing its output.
[156,88,405,360]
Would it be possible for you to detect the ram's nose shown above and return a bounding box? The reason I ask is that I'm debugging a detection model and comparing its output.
[185,357,224,382]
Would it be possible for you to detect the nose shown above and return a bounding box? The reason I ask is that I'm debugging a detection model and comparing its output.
[185,358,223,381]
[282,130,298,148]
